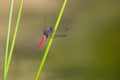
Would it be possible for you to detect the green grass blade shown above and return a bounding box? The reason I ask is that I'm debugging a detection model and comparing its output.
[35,0,67,80]
[5,0,24,79]
[3,0,14,80]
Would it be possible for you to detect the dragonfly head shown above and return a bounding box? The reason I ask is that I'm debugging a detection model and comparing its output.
[50,27,53,30]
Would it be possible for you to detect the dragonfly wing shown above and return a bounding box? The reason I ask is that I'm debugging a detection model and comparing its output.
[54,34,67,38]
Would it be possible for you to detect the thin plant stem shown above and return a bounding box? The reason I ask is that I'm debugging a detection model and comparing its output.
[5,0,24,79]
[3,0,14,80]
[35,0,67,80]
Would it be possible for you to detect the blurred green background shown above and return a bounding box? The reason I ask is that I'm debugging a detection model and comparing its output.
[0,0,120,80]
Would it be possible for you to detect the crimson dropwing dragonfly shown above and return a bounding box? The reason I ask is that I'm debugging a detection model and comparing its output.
[36,23,69,51]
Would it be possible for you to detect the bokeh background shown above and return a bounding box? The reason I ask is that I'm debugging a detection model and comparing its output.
[0,0,120,80]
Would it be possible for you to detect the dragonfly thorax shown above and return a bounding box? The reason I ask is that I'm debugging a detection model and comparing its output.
[44,27,54,38]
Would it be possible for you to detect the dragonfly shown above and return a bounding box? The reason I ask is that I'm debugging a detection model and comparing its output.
[36,22,69,51]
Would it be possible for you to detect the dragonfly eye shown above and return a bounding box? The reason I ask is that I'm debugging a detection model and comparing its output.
[50,27,53,30]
